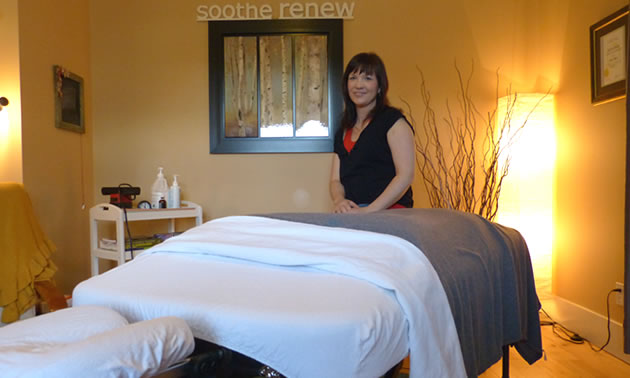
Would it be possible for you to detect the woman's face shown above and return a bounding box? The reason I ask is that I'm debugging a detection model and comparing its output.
[347,70,379,110]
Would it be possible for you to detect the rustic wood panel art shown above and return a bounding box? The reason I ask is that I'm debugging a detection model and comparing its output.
[208,19,343,153]
[224,36,258,137]
[295,35,328,137]
[259,35,293,137]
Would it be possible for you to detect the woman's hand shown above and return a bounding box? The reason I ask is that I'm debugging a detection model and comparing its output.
[333,199,360,213]
[347,205,376,214]
[330,154,357,213]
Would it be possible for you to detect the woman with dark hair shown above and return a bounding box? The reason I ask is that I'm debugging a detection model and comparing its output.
[330,52,415,213]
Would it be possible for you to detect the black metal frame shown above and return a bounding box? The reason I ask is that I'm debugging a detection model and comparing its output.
[502,345,510,377]
[156,344,510,378]
[156,338,404,378]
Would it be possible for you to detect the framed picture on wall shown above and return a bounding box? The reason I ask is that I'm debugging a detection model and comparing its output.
[208,19,343,153]
[53,65,85,133]
[590,6,629,105]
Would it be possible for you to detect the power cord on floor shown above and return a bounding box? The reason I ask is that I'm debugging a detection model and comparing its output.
[118,183,137,260]
[540,288,621,352]
[589,288,621,352]
[122,207,134,260]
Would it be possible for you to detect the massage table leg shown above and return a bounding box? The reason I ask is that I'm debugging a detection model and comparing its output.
[502,344,510,378]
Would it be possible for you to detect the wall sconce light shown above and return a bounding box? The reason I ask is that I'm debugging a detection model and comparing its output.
[0,97,8,112]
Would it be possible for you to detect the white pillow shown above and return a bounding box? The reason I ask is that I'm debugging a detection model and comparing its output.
[0,306,129,348]
[0,307,194,378]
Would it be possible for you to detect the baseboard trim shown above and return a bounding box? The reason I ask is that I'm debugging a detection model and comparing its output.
[541,295,630,364]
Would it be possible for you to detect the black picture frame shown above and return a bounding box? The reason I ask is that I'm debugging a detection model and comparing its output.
[590,6,629,105]
[53,65,85,133]
[208,19,343,154]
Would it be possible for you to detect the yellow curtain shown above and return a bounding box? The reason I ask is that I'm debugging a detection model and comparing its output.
[0,182,58,323]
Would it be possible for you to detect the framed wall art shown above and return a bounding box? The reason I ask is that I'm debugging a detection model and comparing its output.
[53,65,85,133]
[208,19,343,153]
[590,6,629,105]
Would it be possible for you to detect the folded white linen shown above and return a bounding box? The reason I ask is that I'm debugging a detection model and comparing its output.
[75,247,408,378]
[0,306,194,378]
[117,216,465,378]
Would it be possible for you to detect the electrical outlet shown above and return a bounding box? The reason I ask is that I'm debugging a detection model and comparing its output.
[616,282,624,306]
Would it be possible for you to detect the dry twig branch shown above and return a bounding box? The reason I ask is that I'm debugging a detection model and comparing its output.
[404,62,549,221]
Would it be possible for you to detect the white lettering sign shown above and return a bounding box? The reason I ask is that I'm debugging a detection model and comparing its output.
[196,2,354,21]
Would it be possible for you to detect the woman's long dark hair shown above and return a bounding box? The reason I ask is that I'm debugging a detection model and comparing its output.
[341,52,391,129]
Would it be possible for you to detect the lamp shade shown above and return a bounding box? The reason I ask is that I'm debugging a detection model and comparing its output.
[496,93,555,299]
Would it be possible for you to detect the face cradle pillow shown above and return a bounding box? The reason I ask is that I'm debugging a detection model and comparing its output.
[0,306,129,347]
[0,306,194,378]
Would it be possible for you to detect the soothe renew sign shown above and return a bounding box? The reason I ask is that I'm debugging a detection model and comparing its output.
[196,2,355,21]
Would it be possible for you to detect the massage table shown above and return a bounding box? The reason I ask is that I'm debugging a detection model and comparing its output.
[73,208,543,377]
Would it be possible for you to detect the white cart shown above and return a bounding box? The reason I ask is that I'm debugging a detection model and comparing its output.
[89,201,202,276]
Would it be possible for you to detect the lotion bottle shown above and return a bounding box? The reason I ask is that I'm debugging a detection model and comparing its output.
[168,175,181,208]
[151,167,169,209]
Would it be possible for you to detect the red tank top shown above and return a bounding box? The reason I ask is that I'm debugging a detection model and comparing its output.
[343,128,356,152]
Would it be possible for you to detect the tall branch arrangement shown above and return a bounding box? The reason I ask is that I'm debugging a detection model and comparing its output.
[406,63,547,221]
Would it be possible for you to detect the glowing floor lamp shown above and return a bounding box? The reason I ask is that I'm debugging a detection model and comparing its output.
[0,95,22,183]
[0,97,10,139]
[496,93,555,300]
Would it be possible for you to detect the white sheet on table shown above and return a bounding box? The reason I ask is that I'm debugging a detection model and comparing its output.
[75,253,407,378]
[0,306,194,378]
[74,216,466,378]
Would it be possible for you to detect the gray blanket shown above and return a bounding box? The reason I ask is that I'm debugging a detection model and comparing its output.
[264,208,542,377]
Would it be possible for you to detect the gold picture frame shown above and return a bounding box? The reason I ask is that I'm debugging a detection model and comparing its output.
[54,65,85,133]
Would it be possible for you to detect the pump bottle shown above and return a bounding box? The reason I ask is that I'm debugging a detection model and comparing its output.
[151,167,169,209]
[168,175,181,208]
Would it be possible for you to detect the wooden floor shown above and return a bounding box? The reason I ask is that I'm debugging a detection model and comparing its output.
[480,324,630,378]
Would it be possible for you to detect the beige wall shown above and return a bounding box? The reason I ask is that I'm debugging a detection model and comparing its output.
[88,0,628,322]
[17,0,93,294]
[554,0,628,322]
[0,0,22,183]
[90,0,531,219]
[7,0,628,326]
